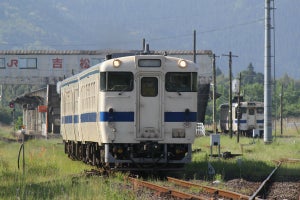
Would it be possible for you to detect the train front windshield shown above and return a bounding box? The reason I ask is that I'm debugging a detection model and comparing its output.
[165,72,197,92]
[100,72,134,91]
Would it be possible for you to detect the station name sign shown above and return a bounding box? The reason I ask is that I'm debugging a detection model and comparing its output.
[0,57,103,69]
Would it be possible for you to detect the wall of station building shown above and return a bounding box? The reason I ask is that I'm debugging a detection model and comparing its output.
[0,50,107,85]
[0,50,212,85]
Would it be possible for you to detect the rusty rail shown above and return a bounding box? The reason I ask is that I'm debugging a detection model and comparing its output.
[249,161,282,200]
[167,177,250,200]
[128,177,208,200]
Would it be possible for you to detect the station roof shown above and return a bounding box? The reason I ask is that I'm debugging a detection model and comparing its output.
[0,49,212,55]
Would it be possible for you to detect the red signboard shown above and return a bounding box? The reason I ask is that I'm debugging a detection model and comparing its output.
[52,58,63,68]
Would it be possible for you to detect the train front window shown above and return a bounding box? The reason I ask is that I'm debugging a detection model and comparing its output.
[100,72,133,91]
[165,72,197,92]
[141,77,158,97]
[248,108,255,115]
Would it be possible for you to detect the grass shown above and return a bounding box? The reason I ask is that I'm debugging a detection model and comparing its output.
[0,126,136,200]
[187,128,300,181]
[0,124,300,199]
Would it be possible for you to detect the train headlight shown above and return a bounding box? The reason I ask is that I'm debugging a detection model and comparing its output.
[113,59,121,68]
[178,59,187,68]
[172,128,186,138]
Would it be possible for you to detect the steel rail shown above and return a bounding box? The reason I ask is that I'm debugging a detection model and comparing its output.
[167,176,250,200]
[128,177,208,200]
[249,161,282,200]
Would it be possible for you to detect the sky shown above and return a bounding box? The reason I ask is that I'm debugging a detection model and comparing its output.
[1,0,299,79]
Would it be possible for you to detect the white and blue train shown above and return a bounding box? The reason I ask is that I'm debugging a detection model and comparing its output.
[58,54,198,170]
[220,101,264,137]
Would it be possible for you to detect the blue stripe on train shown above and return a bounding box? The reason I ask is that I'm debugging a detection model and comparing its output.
[62,115,79,124]
[62,111,197,123]
[99,112,134,122]
[81,113,97,122]
[233,119,264,123]
[164,112,197,122]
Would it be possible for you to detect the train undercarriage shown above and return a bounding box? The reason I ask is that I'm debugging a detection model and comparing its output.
[64,141,191,170]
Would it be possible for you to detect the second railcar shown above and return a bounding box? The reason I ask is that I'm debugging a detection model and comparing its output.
[220,101,264,137]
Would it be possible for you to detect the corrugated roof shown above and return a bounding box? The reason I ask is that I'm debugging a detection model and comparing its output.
[0,49,212,55]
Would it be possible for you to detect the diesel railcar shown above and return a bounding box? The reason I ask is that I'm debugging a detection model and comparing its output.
[219,101,264,137]
[58,54,198,170]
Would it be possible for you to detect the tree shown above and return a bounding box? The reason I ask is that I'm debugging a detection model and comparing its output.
[240,63,263,85]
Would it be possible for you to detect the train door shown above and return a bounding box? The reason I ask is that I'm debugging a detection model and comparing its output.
[247,107,256,129]
[137,73,162,139]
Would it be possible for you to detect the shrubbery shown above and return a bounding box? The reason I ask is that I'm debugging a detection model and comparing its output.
[0,107,13,125]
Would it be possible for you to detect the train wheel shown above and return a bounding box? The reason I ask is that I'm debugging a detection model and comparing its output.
[64,141,67,154]
[85,144,90,164]
[81,144,86,162]
[92,144,96,166]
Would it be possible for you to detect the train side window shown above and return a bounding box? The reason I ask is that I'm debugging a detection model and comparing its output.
[141,77,158,97]
[241,107,247,114]
[100,72,133,91]
[257,107,264,114]
[165,72,197,92]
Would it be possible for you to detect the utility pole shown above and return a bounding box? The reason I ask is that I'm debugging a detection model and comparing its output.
[280,83,283,135]
[211,54,219,134]
[193,30,196,63]
[237,73,242,143]
[264,0,273,143]
[222,51,238,138]
[0,84,2,106]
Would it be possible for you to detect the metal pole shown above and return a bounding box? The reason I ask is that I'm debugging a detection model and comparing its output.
[212,54,217,133]
[229,52,232,138]
[193,30,196,63]
[237,73,241,143]
[280,83,283,135]
[0,84,2,106]
[222,52,238,138]
[264,0,273,143]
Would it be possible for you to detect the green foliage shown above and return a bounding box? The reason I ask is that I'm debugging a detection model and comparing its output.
[15,116,23,130]
[0,84,43,125]
[0,107,13,125]
[243,83,264,102]
[207,62,300,123]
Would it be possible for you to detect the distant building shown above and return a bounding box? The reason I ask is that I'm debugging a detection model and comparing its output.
[13,85,60,137]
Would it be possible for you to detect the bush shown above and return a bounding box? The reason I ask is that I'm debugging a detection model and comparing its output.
[0,107,13,125]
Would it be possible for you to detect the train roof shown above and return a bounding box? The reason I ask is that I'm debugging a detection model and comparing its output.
[60,54,199,88]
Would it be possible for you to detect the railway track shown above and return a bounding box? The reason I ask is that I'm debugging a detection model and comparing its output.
[167,177,250,200]
[84,158,300,199]
[128,176,250,200]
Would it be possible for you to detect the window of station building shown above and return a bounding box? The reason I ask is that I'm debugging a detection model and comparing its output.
[0,58,5,69]
[141,77,158,97]
[100,72,133,92]
[165,72,197,92]
[19,58,37,69]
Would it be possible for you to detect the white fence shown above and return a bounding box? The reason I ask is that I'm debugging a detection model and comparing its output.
[195,123,206,136]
